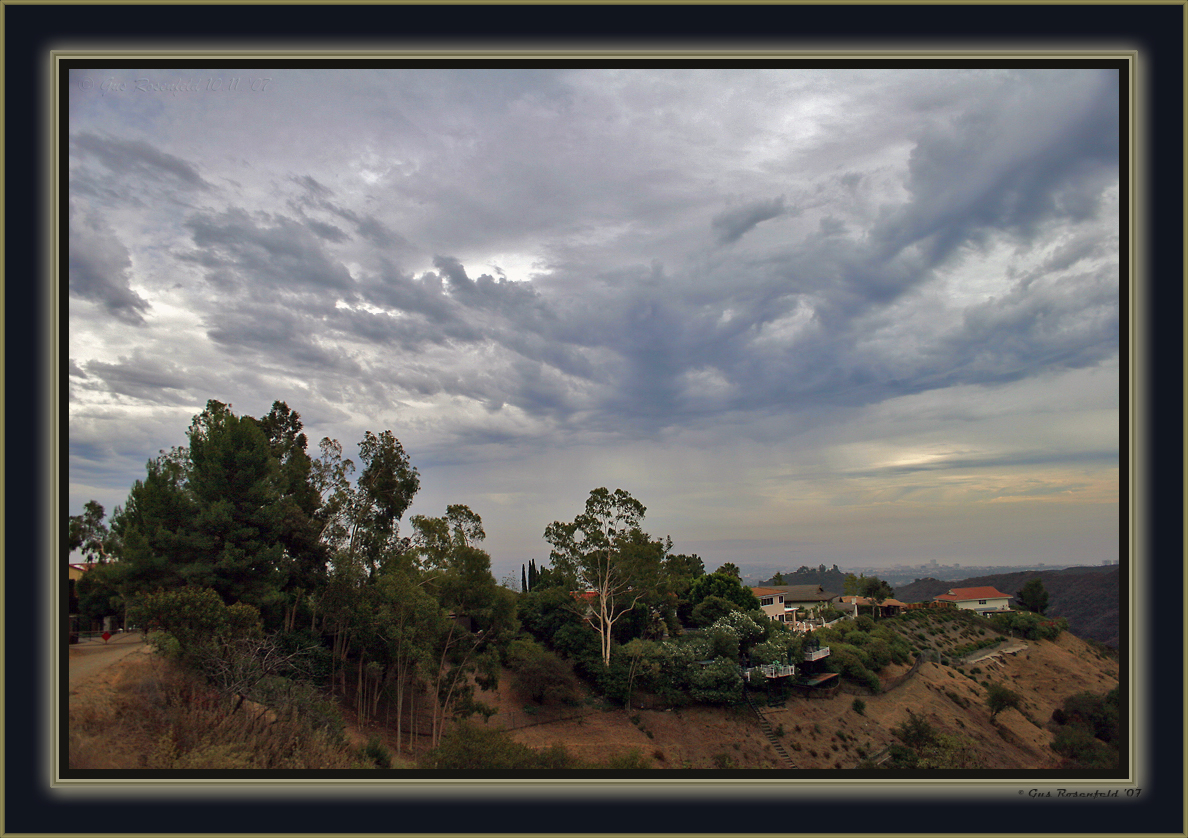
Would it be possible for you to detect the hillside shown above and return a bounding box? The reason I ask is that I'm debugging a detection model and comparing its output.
[893,565,1120,648]
[71,613,1120,771]
[505,628,1118,770]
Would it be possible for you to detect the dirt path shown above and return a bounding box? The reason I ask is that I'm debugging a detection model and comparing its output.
[68,633,147,689]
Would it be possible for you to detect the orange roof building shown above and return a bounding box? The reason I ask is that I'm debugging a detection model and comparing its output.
[933,586,1013,615]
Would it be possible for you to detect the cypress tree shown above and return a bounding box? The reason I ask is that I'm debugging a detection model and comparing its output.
[522,564,528,593]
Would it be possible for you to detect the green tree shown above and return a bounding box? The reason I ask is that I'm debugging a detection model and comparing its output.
[986,682,1022,719]
[75,561,125,626]
[690,594,742,628]
[109,447,201,597]
[544,488,667,668]
[68,500,116,563]
[368,565,443,752]
[771,571,785,585]
[410,505,511,745]
[253,401,331,630]
[715,562,741,579]
[859,576,894,619]
[687,571,760,615]
[184,400,289,615]
[352,430,421,573]
[1016,578,1050,615]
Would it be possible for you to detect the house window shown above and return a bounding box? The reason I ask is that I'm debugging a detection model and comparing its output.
[760,596,774,606]
[978,599,987,605]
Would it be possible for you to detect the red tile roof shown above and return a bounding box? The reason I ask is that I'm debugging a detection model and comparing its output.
[751,587,783,596]
[935,586,1012,602]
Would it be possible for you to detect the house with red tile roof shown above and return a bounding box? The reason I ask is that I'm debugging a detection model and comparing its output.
[933,586,1014,616]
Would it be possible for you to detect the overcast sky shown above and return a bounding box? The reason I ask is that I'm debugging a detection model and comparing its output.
[68,66,1121,582]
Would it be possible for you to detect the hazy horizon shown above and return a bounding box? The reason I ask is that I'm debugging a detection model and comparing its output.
[68,67,1121,584]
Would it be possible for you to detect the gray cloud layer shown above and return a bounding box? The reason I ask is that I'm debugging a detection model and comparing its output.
[68,67,1121,571]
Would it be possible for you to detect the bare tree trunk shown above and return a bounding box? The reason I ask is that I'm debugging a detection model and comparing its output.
[356,647,365,725]
[371,665,386,717]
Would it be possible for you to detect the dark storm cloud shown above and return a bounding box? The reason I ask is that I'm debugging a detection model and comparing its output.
[941,271,1118,383]
[289,174,333,198]
[181,208,355,293]
[356,258,551,347]
[305,218,350,243]
[362,265,455,326]
[84,355,191,402]
[711,196,789,245]
[288,173,408,248]
[73,132,211,191]
[69,207,151,324]
[204,306,363,376]
[872,70,1117,266]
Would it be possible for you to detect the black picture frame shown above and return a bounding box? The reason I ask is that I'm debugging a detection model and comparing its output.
[7,3,1182,835]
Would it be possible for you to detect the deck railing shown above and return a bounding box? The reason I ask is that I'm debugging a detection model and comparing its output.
[803,646,830,662]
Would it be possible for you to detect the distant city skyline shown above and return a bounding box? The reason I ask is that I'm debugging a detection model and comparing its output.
[69,67,1121,583]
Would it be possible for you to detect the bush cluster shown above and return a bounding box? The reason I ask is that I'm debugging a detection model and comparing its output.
[989,611,1068,641]
[815,619,914,691]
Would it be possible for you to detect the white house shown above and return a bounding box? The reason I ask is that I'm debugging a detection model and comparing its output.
[766,584,841,621]
[751,587,789,622]
[933,586,1013,616]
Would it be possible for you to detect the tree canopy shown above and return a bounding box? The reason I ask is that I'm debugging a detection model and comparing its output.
[1015,578,1050,615]
[544,488,669,667]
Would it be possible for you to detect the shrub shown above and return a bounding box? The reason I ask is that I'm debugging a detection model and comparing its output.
[359,735,392,769]
[689,656,743,705]
[129,587,262,663]
[508,638,580,705]
[1060,689,1119,743]
[893,711,938,751]
[427,722,549,769]
[852,698,866,715]
[1052,726,1117,769]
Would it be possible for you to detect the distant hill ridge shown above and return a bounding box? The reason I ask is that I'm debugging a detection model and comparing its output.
[755,565,1119,649]
[894,566,1120,648]
[755,568,848,593]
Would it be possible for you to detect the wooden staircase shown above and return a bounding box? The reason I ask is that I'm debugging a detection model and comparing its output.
[743,690,796,768]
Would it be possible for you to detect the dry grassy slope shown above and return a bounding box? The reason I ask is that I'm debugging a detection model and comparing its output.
[503,631,1119,770]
